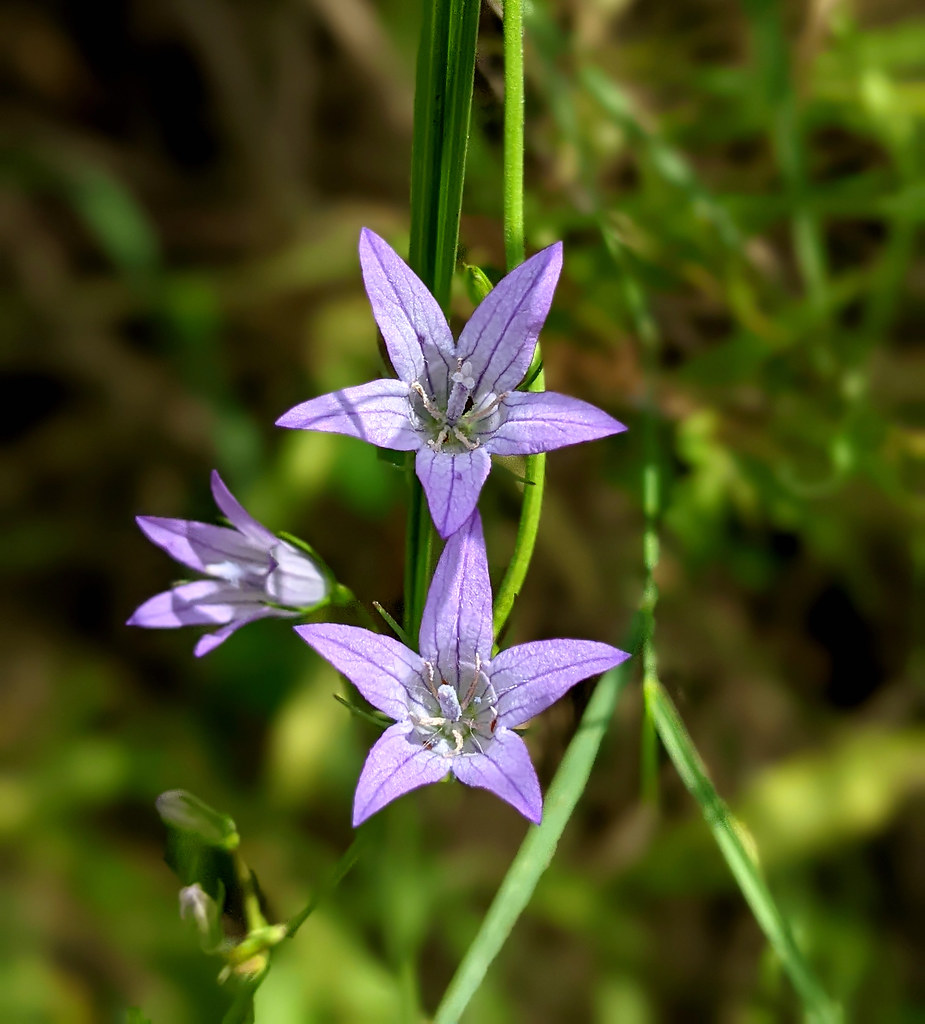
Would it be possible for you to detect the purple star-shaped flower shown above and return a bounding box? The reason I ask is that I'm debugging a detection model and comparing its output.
[128,471,328,656]
[276,228,626,538]
[296,512,629,825]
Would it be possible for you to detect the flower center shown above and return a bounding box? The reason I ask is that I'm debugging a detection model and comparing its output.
[409,656,498,756]
[409,359,507,455]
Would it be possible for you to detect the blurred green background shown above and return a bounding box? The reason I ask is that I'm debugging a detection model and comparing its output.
[1,0,922,1020]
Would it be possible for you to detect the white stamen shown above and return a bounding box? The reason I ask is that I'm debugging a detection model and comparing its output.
[411,380,445,421]
[411,712,446,730]
[429,425,450,452]
[467,391,508,424]
[450,726,465,755]
[450,425,479,451]
[461,656,482,709]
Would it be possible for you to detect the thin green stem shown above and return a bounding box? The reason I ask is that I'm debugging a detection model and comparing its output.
[492,447,545,641]
[408,0,480,309]
[600,225,662,804]
[220,984,257,1024]
[403,465,434,637]
[492,0,547,643]
[646,678,842,1023]
[605,216,838,1016]
[432,662,633,1024]
[640,454,661,806]
[285,834,365,938]
[404,0,480,639]
[503,0,525,269]
[232,850,267,934]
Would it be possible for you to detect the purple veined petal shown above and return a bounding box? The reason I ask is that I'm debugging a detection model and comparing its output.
[483,391,627,457]
[490,639,630,728]
[419,510,493,681]
[210,470,277,548]
[193,608,279,657]
[359,228,455,396]
[276,378,421,451]
[266,541,327,608]
[126,579,265,629]
[294,623,425,721]
[451,728,542,824]
[455,243,563,398]
[415,445,491,539]
[352,721,450,826]
[136,517,267,578]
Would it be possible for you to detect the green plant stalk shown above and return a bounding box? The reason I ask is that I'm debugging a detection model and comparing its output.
[640,463,660,806]
[432,662,632,1024]
[220,984,257,1024]
[284,833,365,938]
[599,225,661,803]
[393,2,480,1018]
[502,0,525,270]
[612,223,839,1018]
[492,0,547,643]
[404,0,480,639]
[233,850,267,935]
[408,0,480,310]
[646,678,842,1023]
[403,473,433,638]
[492,446,545,641]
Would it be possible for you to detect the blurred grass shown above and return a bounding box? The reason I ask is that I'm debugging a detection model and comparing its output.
[0,0,922,1021]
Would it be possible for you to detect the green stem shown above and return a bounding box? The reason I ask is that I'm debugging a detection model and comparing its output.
[492,448,545,641]
[404,0,480,639]
[432,661,632,1024]
[220,984,257,1024]
[408,0,480,310]
[403,467,434,637]
[600,225,662,804]
[285,834,365,938]
[491,0,547,643]
[646,678,841,1023]
[232,850,267,934]
[503,0,525,269]
[640,454,661,806]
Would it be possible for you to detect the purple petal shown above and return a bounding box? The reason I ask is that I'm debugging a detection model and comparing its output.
[359,228,455,394]
[455,243,562,398]
[136,517,266,578]
[490,639,630,728]
[484,391,626,456]
[352,722,450,825]
[451,729,542,824]
[294,623,424,721]
[419,511,493,681]
[266,542,327,608]
[276,378,420,451]
[126,579,266,628]
[193,611,276,657]
[210,471,276,547]
[415,446,491,539]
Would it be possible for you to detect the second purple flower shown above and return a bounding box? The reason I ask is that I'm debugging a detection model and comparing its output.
[296,512,629,826]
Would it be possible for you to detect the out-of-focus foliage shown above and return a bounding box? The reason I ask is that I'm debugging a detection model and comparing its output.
[1,0,921,1021]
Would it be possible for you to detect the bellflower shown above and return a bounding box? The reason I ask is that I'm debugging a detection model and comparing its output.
[296,512,629,825]
[128,471,328,656]
[277,228,626,537]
